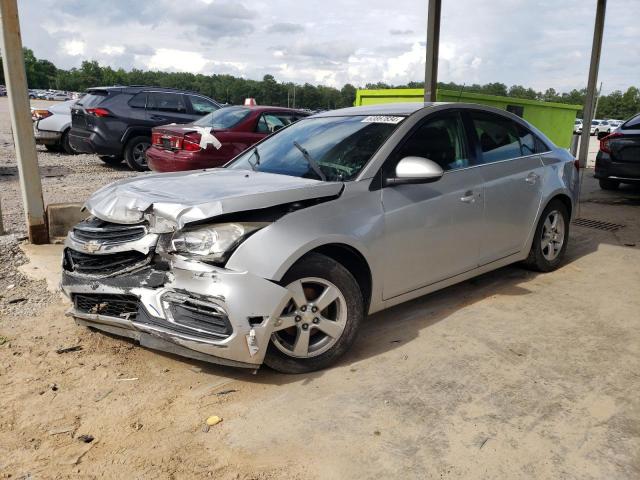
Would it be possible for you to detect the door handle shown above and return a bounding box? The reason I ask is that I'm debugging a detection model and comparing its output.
[525,172,540,184]
[460,191,476,203]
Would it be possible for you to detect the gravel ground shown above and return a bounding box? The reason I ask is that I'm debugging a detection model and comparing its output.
[0,98,138,320]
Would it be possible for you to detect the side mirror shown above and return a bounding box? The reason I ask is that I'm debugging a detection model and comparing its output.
[385,156,444,186]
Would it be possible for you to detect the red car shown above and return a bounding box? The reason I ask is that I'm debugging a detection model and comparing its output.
[147,106,309,172]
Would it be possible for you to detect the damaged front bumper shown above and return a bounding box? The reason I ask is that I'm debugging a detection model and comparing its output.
[61,252,290,369]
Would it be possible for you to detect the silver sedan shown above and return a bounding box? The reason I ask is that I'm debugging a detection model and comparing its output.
[61,102,579,373]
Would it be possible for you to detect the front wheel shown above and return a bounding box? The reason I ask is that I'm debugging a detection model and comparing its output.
[264,253,364,373]
[124,136,151,171]
[523,200,569,272]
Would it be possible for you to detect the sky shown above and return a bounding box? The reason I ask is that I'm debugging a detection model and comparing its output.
[17,0,640,94]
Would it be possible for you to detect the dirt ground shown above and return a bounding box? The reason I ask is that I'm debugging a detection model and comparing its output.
[1,98,639,479]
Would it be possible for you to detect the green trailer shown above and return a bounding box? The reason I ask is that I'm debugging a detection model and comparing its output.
[355,88,581,148]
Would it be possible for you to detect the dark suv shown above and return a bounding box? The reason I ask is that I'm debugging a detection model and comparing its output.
[69,86,221,170]
[595,113,640,190]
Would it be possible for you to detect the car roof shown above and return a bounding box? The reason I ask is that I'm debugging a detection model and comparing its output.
[312,102,434,118]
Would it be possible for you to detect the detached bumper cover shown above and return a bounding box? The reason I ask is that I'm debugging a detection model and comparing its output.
[61,258,290,367]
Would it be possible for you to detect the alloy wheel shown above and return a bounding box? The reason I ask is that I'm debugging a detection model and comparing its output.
[541,210,565,261]
[271,277,347,358]
[133,141,150,167]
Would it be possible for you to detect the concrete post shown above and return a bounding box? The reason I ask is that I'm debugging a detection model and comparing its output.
[423,0,441,103]
[0,0,48,244]
[578,0,606,169]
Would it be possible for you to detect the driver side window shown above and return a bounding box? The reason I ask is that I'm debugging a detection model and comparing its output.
[393,112,469,171]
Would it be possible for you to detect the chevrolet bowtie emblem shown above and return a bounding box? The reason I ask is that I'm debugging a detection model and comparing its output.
[82,240,101,253]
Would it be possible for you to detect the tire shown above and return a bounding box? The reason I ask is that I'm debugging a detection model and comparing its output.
[60,130,75,154]
[599,178,620,190]
[124,136,151,171]
[44,144,60,152]
[99,155,124,166]
[264,253,364,374]
[523,199,570,272]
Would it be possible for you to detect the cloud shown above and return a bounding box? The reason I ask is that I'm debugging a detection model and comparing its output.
[266,22,305,34]
[389,29,414,36]
[147,48,209,73]
[62,39,85,56]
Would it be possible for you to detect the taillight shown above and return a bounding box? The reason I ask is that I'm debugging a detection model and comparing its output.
[86,107,110,117]
[151,132,162,145]
[599,132,622,154]
[31,109,52,121]
[182,132,202,151]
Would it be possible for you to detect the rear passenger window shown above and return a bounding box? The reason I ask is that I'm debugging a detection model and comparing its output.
[256,113,298,134]
[147,92,187,113]
[128,92,146,108]
[393,112,469,171]
[188,95,219,115]
[471,112,524,163]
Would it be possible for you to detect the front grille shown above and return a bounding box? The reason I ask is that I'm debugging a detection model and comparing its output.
[74,294,138,320]
[64,248,150,276]
[73,218,146,244]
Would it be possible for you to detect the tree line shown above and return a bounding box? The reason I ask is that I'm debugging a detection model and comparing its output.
[1,48,638,119]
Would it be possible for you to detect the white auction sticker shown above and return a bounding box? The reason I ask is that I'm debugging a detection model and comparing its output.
[361,115,404,124]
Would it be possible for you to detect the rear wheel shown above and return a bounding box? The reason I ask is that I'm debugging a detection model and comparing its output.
[599,178,620,190]
[523,199,569,272]
[44,144,60,152]
[124,136,151,171]
[60,130,75,154]
[264,253,364,374]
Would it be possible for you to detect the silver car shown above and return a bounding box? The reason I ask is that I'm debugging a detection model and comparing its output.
[61,103,579,373]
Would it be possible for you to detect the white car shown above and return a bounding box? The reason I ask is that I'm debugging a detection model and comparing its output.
[32,99,76,153]
[574,119,583,134]
[590,120,611,136]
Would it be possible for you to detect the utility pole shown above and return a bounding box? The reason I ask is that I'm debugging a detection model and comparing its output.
[593,81,603,118]
[578,0,606,170]
[423,0,441,102]
[0,0,48,243]
[293,85,296,109]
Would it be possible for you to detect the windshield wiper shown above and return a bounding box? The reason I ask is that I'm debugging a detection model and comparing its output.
[247,146,260,171]
[293,141,326,181]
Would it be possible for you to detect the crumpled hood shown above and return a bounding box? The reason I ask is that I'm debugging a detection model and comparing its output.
[84,168,343,229]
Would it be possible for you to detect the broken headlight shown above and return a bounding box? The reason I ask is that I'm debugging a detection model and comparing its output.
[170,222,269,263]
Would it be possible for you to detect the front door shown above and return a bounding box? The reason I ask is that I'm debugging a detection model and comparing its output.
[466,111,545,264]
[380,111,485,300]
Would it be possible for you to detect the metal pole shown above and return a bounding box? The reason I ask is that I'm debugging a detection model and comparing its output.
[578,0,606,169]
[0,0,48,243]
[423,0,441,102]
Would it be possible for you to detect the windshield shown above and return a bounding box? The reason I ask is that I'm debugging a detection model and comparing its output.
[194,106,251,129]
[228,115,402,181]
[592,120,599,125]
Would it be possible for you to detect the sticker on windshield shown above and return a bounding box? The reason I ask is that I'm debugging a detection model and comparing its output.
[361,115,404,124]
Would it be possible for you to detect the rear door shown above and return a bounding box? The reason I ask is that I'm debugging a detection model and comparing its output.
[467,110,545,265]
[146,91,194,125]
